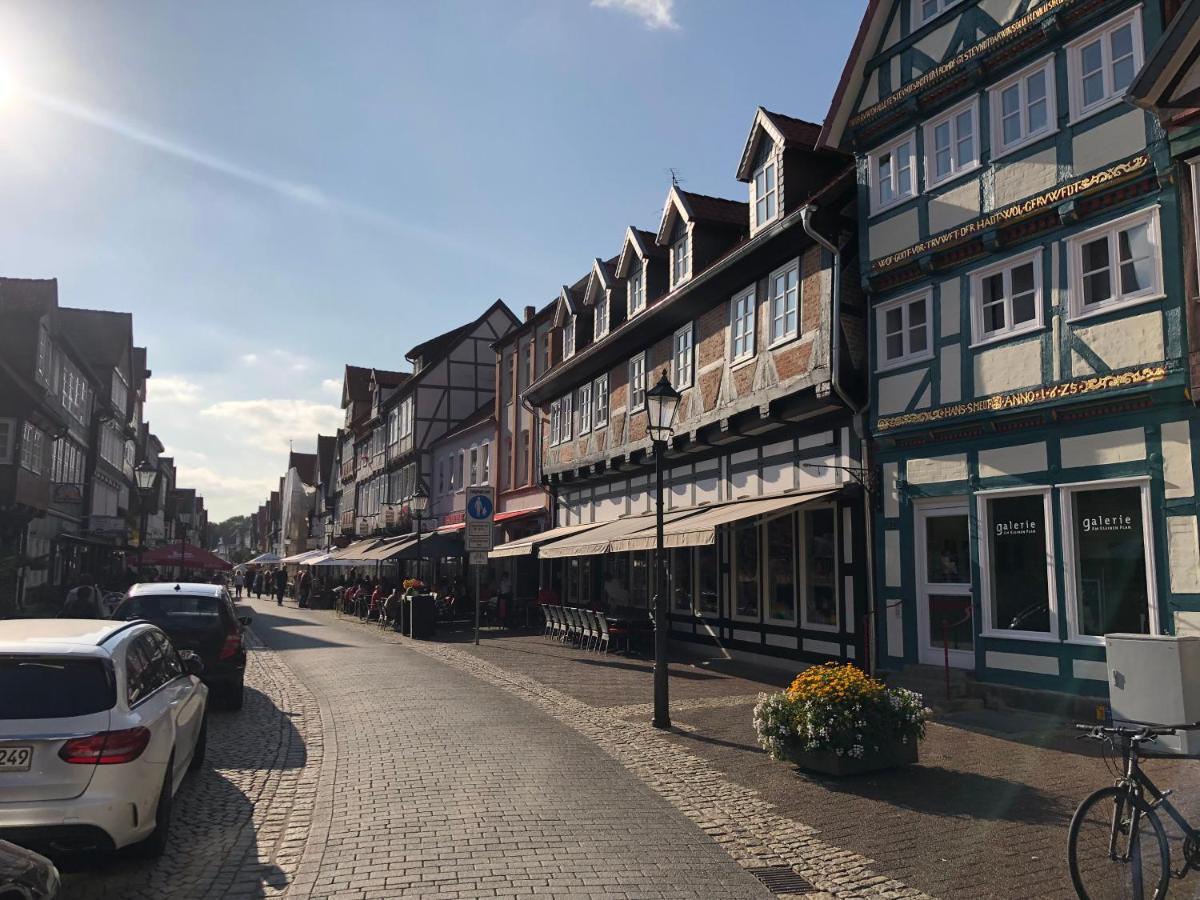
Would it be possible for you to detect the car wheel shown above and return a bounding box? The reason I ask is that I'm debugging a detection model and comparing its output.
[188,715,207,771]
[224,679,244,711]
[136,764,174,858]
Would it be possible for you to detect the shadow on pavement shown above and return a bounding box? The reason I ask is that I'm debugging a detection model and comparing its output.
[242,607,353,651]
[212,686,307,771]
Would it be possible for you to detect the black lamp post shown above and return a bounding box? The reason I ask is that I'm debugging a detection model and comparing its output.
[644,370,682,730]
[410,481,429,585]
[134,462,157,579]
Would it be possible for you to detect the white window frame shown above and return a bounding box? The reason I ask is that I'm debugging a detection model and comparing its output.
[1066,206,1164,322]
[976,485,1060,642]
[912,0,960,30]
[578,382,592,434]
[875,289,933,371]
[763,513,799,627]
[922,96,980,189]
[1066,7,1145,124]
[988,55,1058,160]
[35,327,52,387]
[753,152,779,229]
[595,294,609,339]
[550,400,561,446]
[19,422,44,475]
[868,129,917,215]
[969,248,1045,347]
[593,374,609,428]
[1059,476,1158,646]
[672,323,694,389]
[481,442,490,484]
[914,497,974,668]
[561,392,572,442]
[628,263,646,316]
[798,504,841,632]
[730,286,757,363]
[767,259,801,347]
[629,354,646,410]
[563,316,575,360]
[0,418,14,465]
[671,230,690,288]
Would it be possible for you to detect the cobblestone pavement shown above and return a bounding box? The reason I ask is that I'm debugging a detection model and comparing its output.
[247,599,773,899]
[62,627,322,899]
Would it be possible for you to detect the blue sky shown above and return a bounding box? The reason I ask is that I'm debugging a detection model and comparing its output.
[0,0,864,520]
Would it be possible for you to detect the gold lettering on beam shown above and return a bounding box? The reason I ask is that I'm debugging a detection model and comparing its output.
[875,366,1168,432]
[849,0,1074,129]
[870,154,1150,273]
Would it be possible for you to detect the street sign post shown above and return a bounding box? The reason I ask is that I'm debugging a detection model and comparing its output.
[464,487,494,645]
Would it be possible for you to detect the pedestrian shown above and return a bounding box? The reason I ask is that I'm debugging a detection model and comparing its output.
[298,568,311,609]
[274,567,287,605]
[233,569,244,599]
[60,574,105,619]
[253,569,262,599]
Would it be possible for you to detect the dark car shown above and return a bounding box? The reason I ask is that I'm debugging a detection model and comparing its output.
[113,582,251,710]
[0,838,59,899]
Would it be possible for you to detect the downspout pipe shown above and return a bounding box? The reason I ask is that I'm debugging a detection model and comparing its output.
[801,205,881,677]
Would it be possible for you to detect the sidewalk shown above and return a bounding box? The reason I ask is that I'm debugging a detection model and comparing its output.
[378,620,1200,900]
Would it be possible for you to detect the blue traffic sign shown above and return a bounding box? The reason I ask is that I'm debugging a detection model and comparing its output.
[466,493,493,520]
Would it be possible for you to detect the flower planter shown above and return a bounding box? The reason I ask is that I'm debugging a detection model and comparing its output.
[789,738,918,777]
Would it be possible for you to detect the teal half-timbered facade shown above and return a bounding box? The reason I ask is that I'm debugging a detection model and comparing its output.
[822,0,1200,696]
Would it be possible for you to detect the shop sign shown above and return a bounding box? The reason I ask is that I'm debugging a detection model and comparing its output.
[994,519,1039,537]
[464,486,494,553]
[53,483,84,503]
[1080,513,1134,533]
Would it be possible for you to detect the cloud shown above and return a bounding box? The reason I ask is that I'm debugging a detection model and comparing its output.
[321,377,342,396]
[173,464,277,518]
[148,375,202,407]
[592,0,678,30]
[240,353,259,365]
[199,398,343,455]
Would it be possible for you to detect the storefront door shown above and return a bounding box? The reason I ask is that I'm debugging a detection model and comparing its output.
[916,501,974,668]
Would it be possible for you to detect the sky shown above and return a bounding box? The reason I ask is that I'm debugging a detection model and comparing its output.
[0,0,865,521]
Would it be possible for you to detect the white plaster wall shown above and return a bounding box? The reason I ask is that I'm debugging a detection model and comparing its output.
[928,178,981,233]
[914,17,955,66]
[883,462,900,518]
[978,0,1026,28]
[803,638,841,657]
[1072,659,1109,681]
[886,600,904,658]
[1072,110,1148,175]
[978,441,1048,478]
[939,277,961,337]
[1167,516,1200,594]
[1071,312,1164,377]
[906,453,968,484]
[881,5,902,51]
[993,145,1058,208]
[985,650,1058,675]
[973,339,1043,395]
[1060,428,1147,468]
[940,345,961,404]
[877,367,930,415]
[869,207,920,260]
[884,529,901,586]
[1162,421,1195,500]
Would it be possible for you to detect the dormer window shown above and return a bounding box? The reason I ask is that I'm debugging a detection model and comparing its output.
[563,316,575,359]
[628,263,646,316]
[595,294,609,339]
[751,139,778,228]
[670,221,690,288]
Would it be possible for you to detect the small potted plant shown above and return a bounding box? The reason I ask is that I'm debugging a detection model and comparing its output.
[402,577,426,596]
[753,663,930,776]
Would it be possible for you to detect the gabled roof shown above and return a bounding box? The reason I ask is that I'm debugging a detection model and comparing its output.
[656,186,749,244]
[342,364,372,408]
[817,0,887,150]
[316,434,337,483]
[582,256,619,307]
[735,107,823,181]
[1128,0,1200,114]
[370,368,407,389]
[614,227,666,278]
[288,451,318,486]
[436,400,495,444]
[59,307,134,372]
[0,277,57,317]
[405,298,517,364]
[553,272,591,326]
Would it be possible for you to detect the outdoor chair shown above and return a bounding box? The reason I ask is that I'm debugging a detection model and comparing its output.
[579,609,597,651]
[565,607,583,645]
[595,612,611,654]
[550,606,566,641]
[541,605,554,638]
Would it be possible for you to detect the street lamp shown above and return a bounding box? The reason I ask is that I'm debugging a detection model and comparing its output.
[134,462,157,579]
[644,370,682,730]
[410,481,429,586]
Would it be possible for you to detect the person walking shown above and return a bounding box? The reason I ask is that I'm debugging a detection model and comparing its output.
[297,568,311,609]
[274,567,287,605]
[233,569,244,599]
[60,574,105,619]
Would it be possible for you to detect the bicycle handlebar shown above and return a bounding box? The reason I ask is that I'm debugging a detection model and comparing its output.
[1074,720,1200,740]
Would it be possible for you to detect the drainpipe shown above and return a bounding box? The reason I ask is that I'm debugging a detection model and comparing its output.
[801,205,880,676]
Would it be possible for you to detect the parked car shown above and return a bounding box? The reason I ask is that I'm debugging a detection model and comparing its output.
[112,583,251,710]
[0,620,208,860]
[0,839,59,899]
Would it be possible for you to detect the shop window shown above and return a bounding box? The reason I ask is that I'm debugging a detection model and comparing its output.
[1068,208,1162,320]
[802,507,838,629]
[696,543,720,617]
[876,291,932,370]
[765,514,796,624]
[989,57,1056,158]
[1064,483,1153,639]
[1067,8,1143,122]
[630,551,649,609]
[970,249,1043,344]
[601,553,631,609]
[671,548,693,613]
[868,130,916,214]
[733,522,760,620]
[980,491,1055,637]
[923,97,979,188]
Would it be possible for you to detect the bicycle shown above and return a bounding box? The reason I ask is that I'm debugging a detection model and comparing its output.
[1068,721,1200,899]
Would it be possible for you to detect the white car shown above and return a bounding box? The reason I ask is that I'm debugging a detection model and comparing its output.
[0,619,208,859]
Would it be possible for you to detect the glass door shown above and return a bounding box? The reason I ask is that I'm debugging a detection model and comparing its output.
[916,501,974,668]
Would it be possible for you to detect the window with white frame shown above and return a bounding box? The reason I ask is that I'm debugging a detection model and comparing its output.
[732,521,760,620]
[595,294,609,338]
[970,249,1043,343]
[36,327,51,386]
[561,392,572,441]
[20,422,44,475]
[923,98,979,187]
[0,419,14,464]
[764,514,796,625]
[629,354,646,410]
[628,262,646,315]
[1067,8,1143,122]
[110,370,128,417]
[876,291,931,369]
[550,400,561,446]
[594,374,608,427]
[978,488,1056,638]
[1068,208,1162,319]
[869,131,916,214]
[671,229,690,287]
[579,382,592,434]
[989,57,1055,157]
[563,316,575,359]
[673,323,693,388]
[768,260,800,345]
[802,507,839,629]
[469,446,479,485]
[449,452,459,490]
[730,286,756,361]
[913,0,960,28]
[752,142,778,228]
[399,396,414,438]
[481,442,490,484]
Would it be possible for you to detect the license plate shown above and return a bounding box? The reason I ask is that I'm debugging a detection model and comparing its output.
[0,745,32,772]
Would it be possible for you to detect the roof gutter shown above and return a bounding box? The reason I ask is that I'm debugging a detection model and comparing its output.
[800,205,861,416]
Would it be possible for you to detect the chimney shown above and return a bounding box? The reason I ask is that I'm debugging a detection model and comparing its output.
[524,305,535,322]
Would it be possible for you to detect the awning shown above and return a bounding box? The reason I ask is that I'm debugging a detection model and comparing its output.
[327,538,387,561]
[246,552,281,564]
[280,549,325,564]
[436,522,464,534]
[608,489,838,553]
[539,508,704,560]
[494,507,544,523]
[362,535,418,561]
[300,552,361,567]
[488,521,604,559]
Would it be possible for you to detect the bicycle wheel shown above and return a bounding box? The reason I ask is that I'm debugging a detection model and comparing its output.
[1068,785,1170,900]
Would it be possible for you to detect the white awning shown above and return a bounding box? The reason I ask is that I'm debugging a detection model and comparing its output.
[280,549,325,564]
[488,521,604,559]
[327,538,388,561]
[538,508,706,559]
[300,552,362,567]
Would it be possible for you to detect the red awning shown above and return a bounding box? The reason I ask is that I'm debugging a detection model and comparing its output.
[494,508,544,523]
[138,543,232,571]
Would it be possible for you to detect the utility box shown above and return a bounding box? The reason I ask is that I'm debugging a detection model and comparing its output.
[1105,633,1200,756]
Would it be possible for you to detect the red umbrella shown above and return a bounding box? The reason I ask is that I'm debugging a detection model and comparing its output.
[139,542,232,571]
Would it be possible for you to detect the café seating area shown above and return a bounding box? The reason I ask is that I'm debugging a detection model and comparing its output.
[541,605,631,654]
